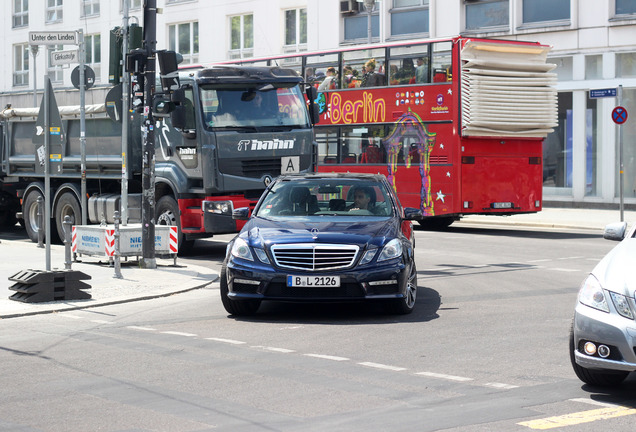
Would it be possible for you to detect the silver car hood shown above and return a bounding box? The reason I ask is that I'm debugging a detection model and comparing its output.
[593,238,636,295]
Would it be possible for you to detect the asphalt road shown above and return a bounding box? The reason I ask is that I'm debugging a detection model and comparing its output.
[2,223,636,431]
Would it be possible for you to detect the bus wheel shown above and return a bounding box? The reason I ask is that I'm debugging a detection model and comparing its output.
[55,192,80,242]
[418,217,456,230]
[156,195,194,252]
[23,190,45,243]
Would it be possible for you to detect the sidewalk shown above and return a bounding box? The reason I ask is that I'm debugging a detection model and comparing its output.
[2,207,636,319]
[0,240,219,319]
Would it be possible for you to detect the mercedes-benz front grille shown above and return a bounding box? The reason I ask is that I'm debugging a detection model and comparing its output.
[271,244,359,271]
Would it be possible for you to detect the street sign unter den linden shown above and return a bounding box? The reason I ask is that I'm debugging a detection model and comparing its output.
[29,31,77,45]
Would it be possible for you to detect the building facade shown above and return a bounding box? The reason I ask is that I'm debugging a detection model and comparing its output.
[2,0,636,208]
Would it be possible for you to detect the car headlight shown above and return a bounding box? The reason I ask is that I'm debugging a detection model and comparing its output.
[253,247,270,264]
[377,239,403,262]
[609,291,634,319]
[231,238,253,261]
[359,248,377,265]
[578,275,609,313]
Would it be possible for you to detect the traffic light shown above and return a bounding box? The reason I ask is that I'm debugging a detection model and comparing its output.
[157,50,182,94]
[109,24,143,85]
[152,96,176,117]
[126,49,147,113]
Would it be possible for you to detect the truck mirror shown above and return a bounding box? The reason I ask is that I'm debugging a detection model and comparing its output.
[306,85,317,101]
[305,86,320,125]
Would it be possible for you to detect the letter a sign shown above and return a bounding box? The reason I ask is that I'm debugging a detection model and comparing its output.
[281,156,300,174]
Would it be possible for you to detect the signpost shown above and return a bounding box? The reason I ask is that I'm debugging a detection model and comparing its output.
[589,88,617,99]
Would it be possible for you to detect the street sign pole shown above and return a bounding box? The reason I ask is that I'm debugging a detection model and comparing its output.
[121,0,130,226]
[618,85,624,222]
[44,76,51,271]
[31,45,39,107]
[78,29,87,225]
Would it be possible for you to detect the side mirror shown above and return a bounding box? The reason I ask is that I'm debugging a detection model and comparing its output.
[604,222,628,241]
[403,207,423,221]
[232,207,250,220]
[170,88,187,130]
[306,85,320,125]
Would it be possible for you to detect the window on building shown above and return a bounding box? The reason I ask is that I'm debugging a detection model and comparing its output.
[13,0,28,28]
[169,22,199,64]
[229,14,253,59]
[543,92,572,191]
[344,13,379,41]
[46,0,63,23]
[585,55,602,80]
[551,56,573,81]
[616,52,636,77]
[616,0,636,15]
[122,0,142,10]
[81,0,100,17]
[464,0,509,31]
[85,34,101,81]
[13,44,29,87]
[284,8,307,52]
[391,0,429,37]
[48,45,64,83]
[522,0,569,24]
[586,97,600,197]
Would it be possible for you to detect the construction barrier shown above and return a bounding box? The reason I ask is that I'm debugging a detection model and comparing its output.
[71,224,178,258]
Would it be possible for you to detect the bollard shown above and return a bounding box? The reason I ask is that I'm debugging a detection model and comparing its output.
[63,215,72,270]
[37,195,44,248]
[113,211,123,279]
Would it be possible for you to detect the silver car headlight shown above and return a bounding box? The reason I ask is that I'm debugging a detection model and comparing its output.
[578,275,609,313]
[231,238,254,261]
[378,239,402,262]
[609,291,634,319]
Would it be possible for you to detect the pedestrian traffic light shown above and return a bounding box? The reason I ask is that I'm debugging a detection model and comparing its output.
[157,50,183,94]
[109,27,123,85]
[152,95,176,117]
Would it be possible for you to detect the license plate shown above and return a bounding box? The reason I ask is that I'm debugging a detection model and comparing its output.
[492,202,513,209]
[287,275,341,287]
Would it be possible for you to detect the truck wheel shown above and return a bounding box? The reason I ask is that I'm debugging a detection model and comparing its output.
[55,192,81,242]
[23,190,44,243]
[156,195,193,252]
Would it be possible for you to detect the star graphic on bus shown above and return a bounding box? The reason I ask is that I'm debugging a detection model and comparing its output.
[447,89,452,95]
[439,143,444,149]
[446,171,451,178]
[436,190,446,202]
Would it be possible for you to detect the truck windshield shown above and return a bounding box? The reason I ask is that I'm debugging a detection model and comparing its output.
[200,84,311,130]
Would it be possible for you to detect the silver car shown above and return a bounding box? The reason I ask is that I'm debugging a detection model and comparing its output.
[571,221,636,386]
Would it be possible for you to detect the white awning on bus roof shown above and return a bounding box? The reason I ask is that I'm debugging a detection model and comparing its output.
[460,41,558,138]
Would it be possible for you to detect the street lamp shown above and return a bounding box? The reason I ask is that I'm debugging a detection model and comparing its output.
[363,0,376,44]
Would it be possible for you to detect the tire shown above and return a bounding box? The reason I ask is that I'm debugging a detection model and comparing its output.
[386,261,417,315]
[55,191,80,243]
[569,322,628,386]
[418,216,455,230]
[155,195,194,253]
[220,264,261,316]
[23,190,45,243]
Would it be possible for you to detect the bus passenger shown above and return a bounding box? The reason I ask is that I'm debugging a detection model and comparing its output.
[318,67,338,91]
[415,57,427,83]
[361,58,377,87]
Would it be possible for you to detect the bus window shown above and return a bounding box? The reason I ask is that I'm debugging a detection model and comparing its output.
[342,47,386,89]
[388,44,429,85]
[305,53,339,90]
[432,41,452,82]
[341,125,387,164]
[277,56,302,77]
[316,127,339,164]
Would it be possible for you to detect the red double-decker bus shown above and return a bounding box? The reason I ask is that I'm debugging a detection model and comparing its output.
[225,36,558,228]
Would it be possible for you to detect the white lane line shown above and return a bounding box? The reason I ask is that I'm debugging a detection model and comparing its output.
[528,259,551,263]
[206,337,246,345]
[161,331,198,337]
[126,326,156,331]
[557,256,584,260]
[61,314,83,320]
[415,371,473,382]
[359,362,407,372]
[570,398,620,408]
[252,346,296,353]
[484,382,519,389]
[304,353,350,362]
[90,320,113,325]
[549,268,580,272]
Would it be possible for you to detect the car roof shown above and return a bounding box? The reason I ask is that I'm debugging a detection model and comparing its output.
[276,173,387,182]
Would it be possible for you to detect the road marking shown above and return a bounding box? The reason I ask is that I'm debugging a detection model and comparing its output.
[518,406,636,429]
[548,268,580,272]
[527,259,551,263]
[359,362,407,372]
[126,326,156,331]
[61,314,83,320]
[415,371,473,382]
[206,337,246,345]
[161,331,197,337]
[304,353,350,362]
[252,346,296,353]
[90,320,113,324]
[557,256,584,260]
[570,398,619,407]
[484,382,518,389]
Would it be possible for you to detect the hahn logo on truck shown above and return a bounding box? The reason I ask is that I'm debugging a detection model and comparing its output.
[238,139,295,151]
[178,147,197,160]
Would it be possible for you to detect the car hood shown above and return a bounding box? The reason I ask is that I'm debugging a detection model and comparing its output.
[593,238,636,295]
[240,217,398,249]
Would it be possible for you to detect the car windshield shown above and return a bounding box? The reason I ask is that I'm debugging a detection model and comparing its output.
[200,84,311,130]
[255,178,394,217]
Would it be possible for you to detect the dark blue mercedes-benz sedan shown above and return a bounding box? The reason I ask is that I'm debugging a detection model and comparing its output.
[220,173,422,316]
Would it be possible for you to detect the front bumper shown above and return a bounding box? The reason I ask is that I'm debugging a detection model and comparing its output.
[226,258,408,302]
[573,303,636,372]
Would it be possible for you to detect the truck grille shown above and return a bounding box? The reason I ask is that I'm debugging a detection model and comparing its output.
[271,244,359,271]
[241,158,281,178]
